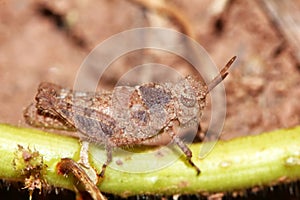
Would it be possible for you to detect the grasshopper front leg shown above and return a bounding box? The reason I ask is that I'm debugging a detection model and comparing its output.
[166,121,201,175]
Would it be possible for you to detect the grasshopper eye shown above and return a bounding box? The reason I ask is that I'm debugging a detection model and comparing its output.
[180,87,197,107]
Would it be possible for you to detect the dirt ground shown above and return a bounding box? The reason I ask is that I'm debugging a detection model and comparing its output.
[1,0,299,140]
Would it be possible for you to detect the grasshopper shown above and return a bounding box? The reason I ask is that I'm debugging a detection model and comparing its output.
[24,56,236,176]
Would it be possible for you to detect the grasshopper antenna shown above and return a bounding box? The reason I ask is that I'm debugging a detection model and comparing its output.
[208,56,236,92]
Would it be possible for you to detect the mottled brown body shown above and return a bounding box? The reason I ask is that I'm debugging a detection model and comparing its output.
[24,56,236,176]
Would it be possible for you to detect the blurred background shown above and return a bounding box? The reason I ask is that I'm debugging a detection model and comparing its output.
[0,0,300,198]
[1,0,299,140]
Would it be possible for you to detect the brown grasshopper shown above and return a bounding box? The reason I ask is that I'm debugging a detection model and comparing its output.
[24,56,236,176]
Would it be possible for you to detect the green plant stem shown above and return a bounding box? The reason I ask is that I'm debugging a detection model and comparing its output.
[0,123,300,197]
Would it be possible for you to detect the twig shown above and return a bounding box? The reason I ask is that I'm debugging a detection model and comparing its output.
[0,123,300,197]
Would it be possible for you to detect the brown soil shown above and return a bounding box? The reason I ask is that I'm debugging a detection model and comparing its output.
[1,1,300,139]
